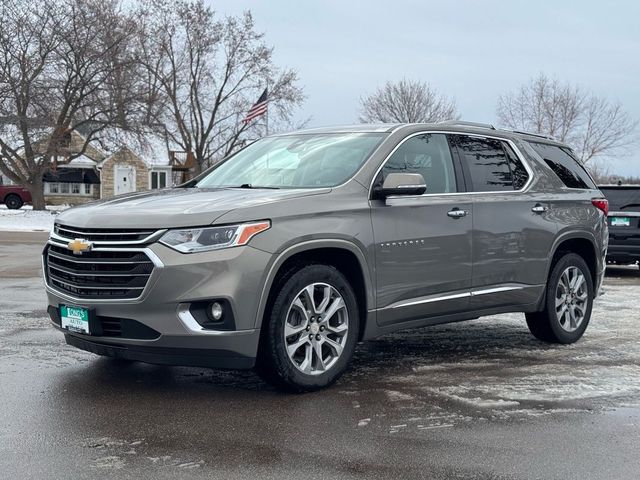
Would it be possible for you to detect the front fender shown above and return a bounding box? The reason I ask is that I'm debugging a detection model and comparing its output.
[252,238,375,330]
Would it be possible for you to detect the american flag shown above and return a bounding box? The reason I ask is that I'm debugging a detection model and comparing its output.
[242,88,268,124]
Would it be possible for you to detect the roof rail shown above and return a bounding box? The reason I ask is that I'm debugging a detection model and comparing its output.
[438,120,496,130]
[511,130,556,141]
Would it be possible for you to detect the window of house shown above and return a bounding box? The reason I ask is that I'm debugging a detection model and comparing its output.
[151,171,167,189]
[71,183,80,194]
[84,184,92,195]
[60,183,69,194]
[380,133,457,194]
[453,135,513,192]
[48,183,59,194]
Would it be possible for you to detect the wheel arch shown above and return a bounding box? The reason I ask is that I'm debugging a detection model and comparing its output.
[254,239,374,341]
[547,232,599,291]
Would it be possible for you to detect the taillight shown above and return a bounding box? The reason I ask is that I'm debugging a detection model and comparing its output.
[591,198,609,216]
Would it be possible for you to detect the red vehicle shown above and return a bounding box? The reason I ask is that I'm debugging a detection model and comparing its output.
[0,185,32,209]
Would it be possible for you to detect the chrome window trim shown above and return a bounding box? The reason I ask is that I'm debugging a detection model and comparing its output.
[43,242,164,304]
[368,130,535,199]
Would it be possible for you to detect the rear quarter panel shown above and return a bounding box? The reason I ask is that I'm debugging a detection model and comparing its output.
[548,191,607,275]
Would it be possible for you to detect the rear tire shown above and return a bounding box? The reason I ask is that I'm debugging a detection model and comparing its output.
[4,194,23,210]
[526,253,594,344]
[256,264,359,392]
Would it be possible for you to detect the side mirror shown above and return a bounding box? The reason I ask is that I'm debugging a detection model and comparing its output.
[374,173,426,199]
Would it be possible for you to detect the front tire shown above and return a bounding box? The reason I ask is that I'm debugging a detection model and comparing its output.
[4,194,23,210]
[526,253,594,344]
[257,264,359,392]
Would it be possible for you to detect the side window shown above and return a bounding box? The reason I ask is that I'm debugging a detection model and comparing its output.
[502,143,529,190]
[381,134,457,194]
[453,135,513,191]
[528,142,596,189]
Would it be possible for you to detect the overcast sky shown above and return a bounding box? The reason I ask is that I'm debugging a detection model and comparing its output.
[209,0,640,176]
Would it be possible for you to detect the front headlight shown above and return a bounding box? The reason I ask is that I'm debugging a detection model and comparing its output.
[159,220,270,253]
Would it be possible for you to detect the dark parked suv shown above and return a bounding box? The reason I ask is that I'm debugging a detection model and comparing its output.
[599,184,640,270]
[44,121,608,391]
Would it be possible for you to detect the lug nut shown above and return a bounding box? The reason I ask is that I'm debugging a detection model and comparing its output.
[316,334,321,341]
[309,334,313,340]
[306,326,310,331]
[320,325,325,331]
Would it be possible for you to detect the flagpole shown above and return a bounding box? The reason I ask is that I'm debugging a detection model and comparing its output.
[265,79,269,136]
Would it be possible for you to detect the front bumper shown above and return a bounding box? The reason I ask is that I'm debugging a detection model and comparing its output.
[45,241,273,369]
[64,334,255,369]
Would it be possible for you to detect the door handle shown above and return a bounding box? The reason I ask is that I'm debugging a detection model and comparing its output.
[447,208,468,219]
[531,204,549,214]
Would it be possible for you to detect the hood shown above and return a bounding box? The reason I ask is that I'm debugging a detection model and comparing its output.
[55,187,331,229]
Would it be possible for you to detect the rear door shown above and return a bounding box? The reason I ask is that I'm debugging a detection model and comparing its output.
[451,134,557,310]
[371,133,473,326]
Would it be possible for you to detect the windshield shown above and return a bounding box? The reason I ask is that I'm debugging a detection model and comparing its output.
[196,133,386,189]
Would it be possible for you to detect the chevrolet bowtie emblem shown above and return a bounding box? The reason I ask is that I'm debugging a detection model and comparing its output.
[67,238,93,255]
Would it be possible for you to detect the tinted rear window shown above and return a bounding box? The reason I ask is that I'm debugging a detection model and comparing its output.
[529,142,596,189]
[453,136,513,192]
[599,187,640,211]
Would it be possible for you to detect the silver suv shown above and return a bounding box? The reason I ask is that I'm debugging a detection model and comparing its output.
[44,122,609,391]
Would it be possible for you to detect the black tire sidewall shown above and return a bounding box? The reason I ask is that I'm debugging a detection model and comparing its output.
[262,264,359,391]
[5,195,23,210]
[545,253,594,343]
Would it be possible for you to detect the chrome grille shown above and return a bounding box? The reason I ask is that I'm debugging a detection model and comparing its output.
[53,224,157,242]
[45,244,155,300]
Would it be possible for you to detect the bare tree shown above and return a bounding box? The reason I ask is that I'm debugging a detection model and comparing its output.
[359,79,459,124]
[137,0,304,172]
[497,73,637,164]
[0,0,145,209]
[585,159,611,184]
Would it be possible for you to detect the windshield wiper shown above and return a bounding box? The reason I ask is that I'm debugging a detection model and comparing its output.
[233,183,280,190]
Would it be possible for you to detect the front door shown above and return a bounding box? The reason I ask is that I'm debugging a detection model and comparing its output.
[371,133,473,326]
[115,166,136,196]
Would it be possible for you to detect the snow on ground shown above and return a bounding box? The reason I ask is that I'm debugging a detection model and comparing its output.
[0,205,67,232]
[339,268,640,433]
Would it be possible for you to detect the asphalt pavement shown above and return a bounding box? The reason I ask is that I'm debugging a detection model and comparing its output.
[1,231,639,479]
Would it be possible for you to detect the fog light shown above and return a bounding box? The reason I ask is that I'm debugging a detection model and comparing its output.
[209,302,224,321]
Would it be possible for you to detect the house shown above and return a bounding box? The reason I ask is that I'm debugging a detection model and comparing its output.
[97,132,196,198]
[2,128,197,205]
[43,156,101,205]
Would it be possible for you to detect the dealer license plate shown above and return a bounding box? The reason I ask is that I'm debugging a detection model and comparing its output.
[610,217,631,227]
[60,305,90,334]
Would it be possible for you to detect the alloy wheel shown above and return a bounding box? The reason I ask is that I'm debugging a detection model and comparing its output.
[555,266,588,332]
[283,282,349,375]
